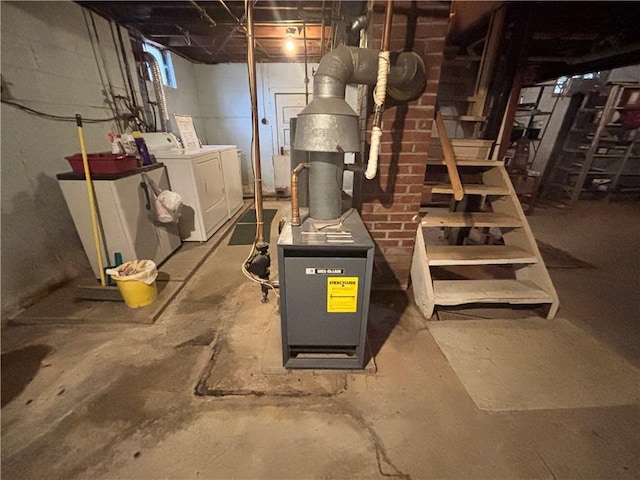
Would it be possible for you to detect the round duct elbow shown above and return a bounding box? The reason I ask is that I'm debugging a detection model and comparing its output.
[293,46,427,153]
[386,52,427,102]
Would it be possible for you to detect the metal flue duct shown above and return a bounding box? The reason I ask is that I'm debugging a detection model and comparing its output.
[308,152,344,220]
[294,45,426,153]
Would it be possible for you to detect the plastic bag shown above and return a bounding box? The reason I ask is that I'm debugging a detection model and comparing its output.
[106,259,158,285]
[142,173,183,224]
[155,190,183,223]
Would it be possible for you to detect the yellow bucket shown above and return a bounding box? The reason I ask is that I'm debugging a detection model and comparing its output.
[114,278,157,308]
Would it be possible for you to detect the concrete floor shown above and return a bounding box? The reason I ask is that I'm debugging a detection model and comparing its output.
[2,199,639,479]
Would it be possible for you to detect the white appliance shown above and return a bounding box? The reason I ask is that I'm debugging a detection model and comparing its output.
[217,145,243,217]
[151,145,243,242]
[57,164,181,279]
[141,132,181,151]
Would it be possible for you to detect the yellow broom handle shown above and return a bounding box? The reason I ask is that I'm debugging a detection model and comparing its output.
[76,115,106,286]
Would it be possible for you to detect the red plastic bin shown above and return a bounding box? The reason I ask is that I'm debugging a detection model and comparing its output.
[65,153,138,175]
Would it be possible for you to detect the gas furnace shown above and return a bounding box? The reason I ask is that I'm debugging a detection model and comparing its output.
[277,211,374,369]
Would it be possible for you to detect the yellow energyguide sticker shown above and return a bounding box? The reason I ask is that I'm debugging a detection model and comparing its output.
[327,277,358,313]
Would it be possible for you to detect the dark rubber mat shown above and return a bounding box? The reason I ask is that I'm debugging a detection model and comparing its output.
[227,209,278,245]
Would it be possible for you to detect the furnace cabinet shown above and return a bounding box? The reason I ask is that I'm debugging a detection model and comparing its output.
[277,211,374,369]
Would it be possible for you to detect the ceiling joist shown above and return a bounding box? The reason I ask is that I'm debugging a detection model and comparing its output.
[77,0,342,64]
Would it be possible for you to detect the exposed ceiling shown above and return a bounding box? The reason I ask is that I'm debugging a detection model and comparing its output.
[451,1,640,84]
[77,1,367,64]
[78,1,639,81]
[524,1,640,82]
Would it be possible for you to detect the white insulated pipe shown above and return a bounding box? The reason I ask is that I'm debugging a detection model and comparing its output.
[365,0,394,180]
[365,50,390,179]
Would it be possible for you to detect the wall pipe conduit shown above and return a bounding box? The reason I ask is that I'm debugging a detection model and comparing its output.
[246,0,265,245]
[142,52,169,132]
[366,0,394,180]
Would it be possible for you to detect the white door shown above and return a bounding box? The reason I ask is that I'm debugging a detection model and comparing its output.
[273,93,309,191]
[274,93,308,155]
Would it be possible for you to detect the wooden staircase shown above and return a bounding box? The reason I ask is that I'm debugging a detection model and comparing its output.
[412,7,558,320]
[411,139,559,320]
[437,45,487,139]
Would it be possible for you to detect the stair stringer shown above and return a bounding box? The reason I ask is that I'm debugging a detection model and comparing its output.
[483,166,560,318]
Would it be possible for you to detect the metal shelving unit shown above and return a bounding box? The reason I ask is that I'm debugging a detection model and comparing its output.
[541,83,640,206]
[513,84,558,146]
[503,84,559,214]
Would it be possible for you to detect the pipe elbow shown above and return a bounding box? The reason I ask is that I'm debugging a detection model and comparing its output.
[295,46,427,153]
[387,52,427,102]
[313,45,358,98]
[312,45,426,101]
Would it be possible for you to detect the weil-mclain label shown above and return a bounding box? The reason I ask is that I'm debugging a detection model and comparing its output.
[305,268,345,275]
[326,277,358,313]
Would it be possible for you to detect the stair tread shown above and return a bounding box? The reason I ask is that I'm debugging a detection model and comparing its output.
[442,57,481,65]
[427,159,503,166]
[421,212,521,228]
[438,95,480,103]
[426,245,538,265]
[428,183,511,195]
[438,77,474,84]
[433,279,553,304]
[440,115,487,121]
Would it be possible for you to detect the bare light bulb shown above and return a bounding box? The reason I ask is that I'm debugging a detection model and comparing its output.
[285,39,295,52]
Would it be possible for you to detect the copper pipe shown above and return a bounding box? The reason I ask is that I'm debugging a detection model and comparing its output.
[290,162,310,227]
[246,1,265,244]
[303,19,309,105]
[372,0,394,128]
[220,0,271,58]
[365,0,394,179]
[320,0,326,57]
[381,0,393,50]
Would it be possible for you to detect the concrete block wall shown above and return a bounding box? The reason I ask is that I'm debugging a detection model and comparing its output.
[194,62,317,195]
[0,2,203,317]
[164,54,207,137]
[360,2,449,288]
[0,0,448,312]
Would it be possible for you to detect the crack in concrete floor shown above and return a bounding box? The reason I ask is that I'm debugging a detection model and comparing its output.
[3,201,640,479]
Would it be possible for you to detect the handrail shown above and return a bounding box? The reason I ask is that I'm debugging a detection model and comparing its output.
[435,110,464,201]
